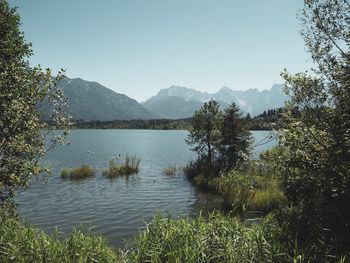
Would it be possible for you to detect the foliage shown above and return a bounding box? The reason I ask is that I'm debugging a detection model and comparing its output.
[249,188,286,212]
[249,107,286,130]
[278,0,350,255]
[186,100,222,165]
[0,1,71,206]
[210,171,255,215]
[0,214,121,263]
[60,165,95,180]
[6,209,341,263]
[209,169,286,215]
[103,154,141,178]
[126,212,288,263]
[163,166,176,175]
[218,102,252,169]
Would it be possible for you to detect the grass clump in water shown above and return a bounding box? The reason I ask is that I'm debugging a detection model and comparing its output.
[163,166,176,175]
[103,154,141,178]
[60,165,95,180]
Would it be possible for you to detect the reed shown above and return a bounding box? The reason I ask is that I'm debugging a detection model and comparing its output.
[60,165,95,180]
[250,188,287,212]
[163,166,176,175]
[0,215,121,263]
[103,154,141,178]
[126,212,287,263]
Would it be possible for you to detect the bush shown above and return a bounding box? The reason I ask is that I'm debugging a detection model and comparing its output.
[60,165,95,180]
[103,154,141,178]
[0,215,121,263]
[163,166,176,175]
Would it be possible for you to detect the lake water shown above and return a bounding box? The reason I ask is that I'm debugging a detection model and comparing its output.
[16,129,276,246]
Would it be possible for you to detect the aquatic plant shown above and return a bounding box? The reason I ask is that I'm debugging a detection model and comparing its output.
[103,154,141,178]
[60,165,95,180]
[163,166,176,175]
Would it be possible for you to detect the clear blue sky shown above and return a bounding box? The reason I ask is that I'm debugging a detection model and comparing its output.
[10,0,309,102]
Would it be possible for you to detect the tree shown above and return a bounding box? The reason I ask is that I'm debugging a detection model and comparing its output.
[0,1,70,209]
[219,103,252,170]
[279,0,350,255]
[186,100,222,166]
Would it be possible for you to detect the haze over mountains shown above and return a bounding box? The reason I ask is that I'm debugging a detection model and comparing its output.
[142,84,287,119]
[51,77,288,121]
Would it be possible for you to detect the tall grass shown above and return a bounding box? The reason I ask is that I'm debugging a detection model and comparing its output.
[103,154,141,178]
[250,188,287,212]
[163,166,176,175]
[60,165,95,180]
[0,215,121,263]
[126,212,288,263]
[1,211,347,262]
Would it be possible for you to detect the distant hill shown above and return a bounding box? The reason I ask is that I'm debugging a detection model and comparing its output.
[42,78,159,121]
[143,84,287,118]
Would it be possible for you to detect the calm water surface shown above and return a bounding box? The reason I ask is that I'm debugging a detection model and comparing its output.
[16,129,276,245]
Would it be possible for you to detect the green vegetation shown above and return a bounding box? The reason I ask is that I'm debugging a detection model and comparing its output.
[186,100,222,165]
[126,212,288,263]
[0,0,70,207]
[2,0,350,262]
[0,214,122,263]
[65,113,284,131]
[103,155,141,178]
[219,103,252,169]
[0,210,320,263]
[60,166,95,180]
[163,166,177,175]
[186,101,252,173]
[184,0,350,259]
[72,118,192,130]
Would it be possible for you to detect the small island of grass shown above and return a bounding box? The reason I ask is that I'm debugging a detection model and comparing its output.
[61,165,95,180]
[103,154,141,178]
[163,166,177,175]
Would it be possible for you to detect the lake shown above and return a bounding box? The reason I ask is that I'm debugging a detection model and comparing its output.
[16,129,276,246]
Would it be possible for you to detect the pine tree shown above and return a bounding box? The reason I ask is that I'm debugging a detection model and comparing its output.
[218,103,252,170]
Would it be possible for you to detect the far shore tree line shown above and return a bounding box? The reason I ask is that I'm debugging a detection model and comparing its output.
[47,106,284,131]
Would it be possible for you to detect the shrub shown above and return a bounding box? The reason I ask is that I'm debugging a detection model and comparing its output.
[60,165,95,180]
[103,154,141,178]
[163,166,176,175]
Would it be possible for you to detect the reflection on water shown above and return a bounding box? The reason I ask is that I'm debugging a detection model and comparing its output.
[16,129,275,245]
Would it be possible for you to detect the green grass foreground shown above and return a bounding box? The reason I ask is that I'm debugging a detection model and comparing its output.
[0,211,295,263]
[126,213,289,263]
[61,165,95,180]
[1,210,348,262]
[103,155,141,178]
[0,215,121,263]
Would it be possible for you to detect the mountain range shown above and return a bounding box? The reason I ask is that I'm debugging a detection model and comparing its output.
[47,77,288,121]
[142,84,287,118]
[46,78,159,121]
